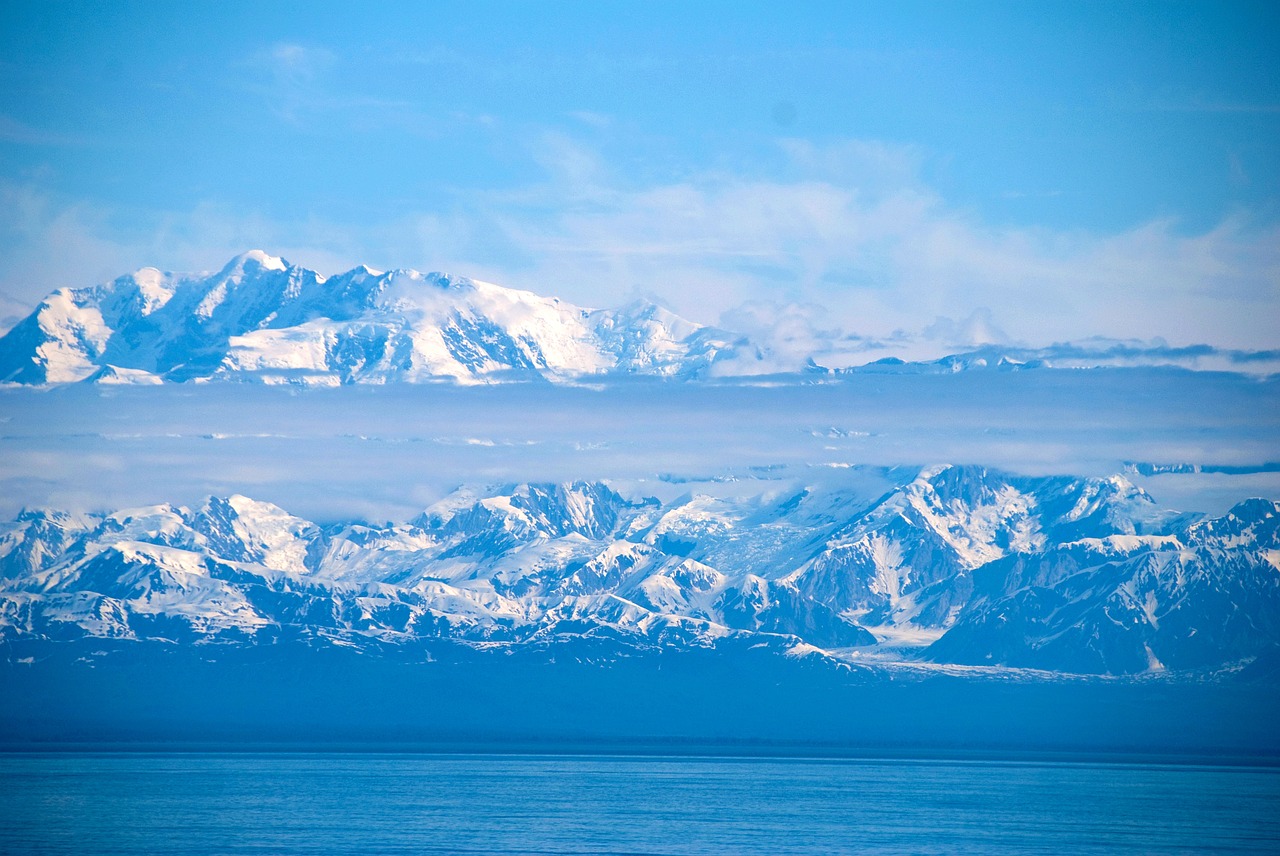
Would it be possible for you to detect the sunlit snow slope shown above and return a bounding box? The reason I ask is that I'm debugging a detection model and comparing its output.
[4,466,1276,677]
[0,251,740,385]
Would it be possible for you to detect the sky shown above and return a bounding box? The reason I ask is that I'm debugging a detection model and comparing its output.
[1,1,1278,357]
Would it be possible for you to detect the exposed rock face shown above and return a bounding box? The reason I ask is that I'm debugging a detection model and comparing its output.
[3,466,1276,677]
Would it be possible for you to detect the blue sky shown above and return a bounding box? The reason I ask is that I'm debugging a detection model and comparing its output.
[1,1,1277,355]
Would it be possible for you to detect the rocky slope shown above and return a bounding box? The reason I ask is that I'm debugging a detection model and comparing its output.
[3,466,1275,676]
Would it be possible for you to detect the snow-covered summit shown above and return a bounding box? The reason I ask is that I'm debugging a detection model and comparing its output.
[0,253,741,385]
[2,466,1275,677]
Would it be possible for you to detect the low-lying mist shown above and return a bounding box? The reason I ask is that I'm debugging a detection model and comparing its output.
[2,369,1277,524]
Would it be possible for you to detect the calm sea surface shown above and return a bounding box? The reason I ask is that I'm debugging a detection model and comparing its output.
[2,752,1279,855]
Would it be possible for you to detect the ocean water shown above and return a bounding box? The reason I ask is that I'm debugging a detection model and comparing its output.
[3,752,1279,855]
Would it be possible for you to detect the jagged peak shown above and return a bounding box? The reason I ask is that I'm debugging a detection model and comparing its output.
[421,271,463,288]
[911,463,1007,499]
[105,502,187,523]
[1188,498,1280,543]
[196,493,310,524]
[1224,497,1279,518]
[0,251,732,385]
[14,506,98,528]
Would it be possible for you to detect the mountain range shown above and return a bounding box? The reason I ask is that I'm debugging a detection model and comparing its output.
[4,465,1276,678]
[0,251,741,385]
[4,251,1276,385]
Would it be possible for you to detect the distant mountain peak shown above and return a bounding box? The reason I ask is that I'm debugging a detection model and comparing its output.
[5,252,1266,385]
[0,252,739,385]
[220,249,288,274]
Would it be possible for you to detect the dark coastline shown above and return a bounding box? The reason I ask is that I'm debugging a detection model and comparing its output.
[6,639,1278,760]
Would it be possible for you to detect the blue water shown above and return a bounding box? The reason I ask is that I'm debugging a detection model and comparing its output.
[3,752,1279,855]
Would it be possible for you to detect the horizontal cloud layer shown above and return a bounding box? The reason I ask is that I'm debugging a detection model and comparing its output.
[1,137,1277,356]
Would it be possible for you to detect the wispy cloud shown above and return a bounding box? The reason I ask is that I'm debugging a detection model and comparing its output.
[455,137,1279,355]
[1,135,1276,360]
[242,41,425,129]
[266,43,334,79]
[566,110,612,129]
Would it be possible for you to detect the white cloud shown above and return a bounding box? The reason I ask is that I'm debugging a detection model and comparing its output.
[467,139,1279,352]
[1,137,1276,355]
[923,309,1010,350]
[267,43,334,78]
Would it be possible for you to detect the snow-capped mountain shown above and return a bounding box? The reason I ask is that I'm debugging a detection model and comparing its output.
[928,497,1280,674]
[5,251,1275,384]
[3,465,1275,677]
[0,251,741,385]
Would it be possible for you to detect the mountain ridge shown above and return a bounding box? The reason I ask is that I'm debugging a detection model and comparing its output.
[0,251,743,385]
[3,465,1276,678]
[4,252,1276,385]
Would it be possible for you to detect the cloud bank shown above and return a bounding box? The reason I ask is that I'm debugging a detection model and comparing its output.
[1,136,1276,357]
